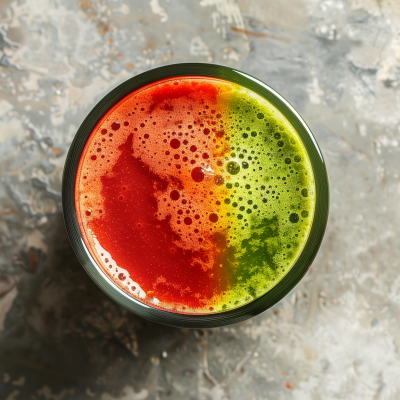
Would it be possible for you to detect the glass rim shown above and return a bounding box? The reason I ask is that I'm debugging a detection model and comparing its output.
[62,63,329,328]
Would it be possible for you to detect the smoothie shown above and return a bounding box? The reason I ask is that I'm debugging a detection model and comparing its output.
[75,76,315,314]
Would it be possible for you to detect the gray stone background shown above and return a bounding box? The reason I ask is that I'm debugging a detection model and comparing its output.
[0,0,400,399]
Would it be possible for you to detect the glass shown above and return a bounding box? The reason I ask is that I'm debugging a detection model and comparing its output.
[62,64,329,328]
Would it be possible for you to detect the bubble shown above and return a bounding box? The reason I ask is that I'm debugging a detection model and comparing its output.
[274,132,281,139]
[232,202,238,207]
[195,214,200,220]
[190,145,197,152]
[101,129,107,135]
[170,139,180,149]
[202,153,210,159]
[226,183,232,189]
[246,209,252,214]
[247,200,253,205]
[226,161,240,175]
[85,210,91,216]
[111,122,120,130]
[277,141,284,147]
[184,217,193,225]
[209,213,219,223]
[118,273,126,281]
[203,128,210,135]
[170,190,180,201]
[237,214,243,220]
[301,210,309,218]
[191,167,205,182]
[251,131,257,137]
[242,161,249,169]
[257,113,264,119]
[214,175,224,185]
[91,155,97,161]
[289,213,299,223]
[285,158,291,164]
[224,198,230,204]
[301,188,308,197]
[144,134,149,139]
[243,133,248,139]
[294,155,301,162]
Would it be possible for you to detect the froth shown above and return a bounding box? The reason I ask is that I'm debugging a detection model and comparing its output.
[90,230,146,300]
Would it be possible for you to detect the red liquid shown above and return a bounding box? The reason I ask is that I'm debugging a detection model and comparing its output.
[76,78,234,312]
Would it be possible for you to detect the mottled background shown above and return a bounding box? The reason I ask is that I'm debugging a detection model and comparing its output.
[0,0,400,399]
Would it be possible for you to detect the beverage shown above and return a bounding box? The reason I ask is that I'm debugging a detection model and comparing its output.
[75,76,315,314]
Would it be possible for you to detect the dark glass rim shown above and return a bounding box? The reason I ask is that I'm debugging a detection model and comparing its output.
[62,63,329,328]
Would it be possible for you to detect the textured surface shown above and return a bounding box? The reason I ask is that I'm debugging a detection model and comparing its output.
[0,0,399,399]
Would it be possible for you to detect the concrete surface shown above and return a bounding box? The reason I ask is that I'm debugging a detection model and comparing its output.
[1,0,400,399]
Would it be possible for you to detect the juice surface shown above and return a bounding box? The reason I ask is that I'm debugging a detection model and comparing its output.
[76,76,315,314]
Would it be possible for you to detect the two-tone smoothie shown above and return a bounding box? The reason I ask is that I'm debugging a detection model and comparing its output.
[75,76,315,314]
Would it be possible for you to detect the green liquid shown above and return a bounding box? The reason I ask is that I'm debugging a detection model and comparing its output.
[217,85,315,309]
